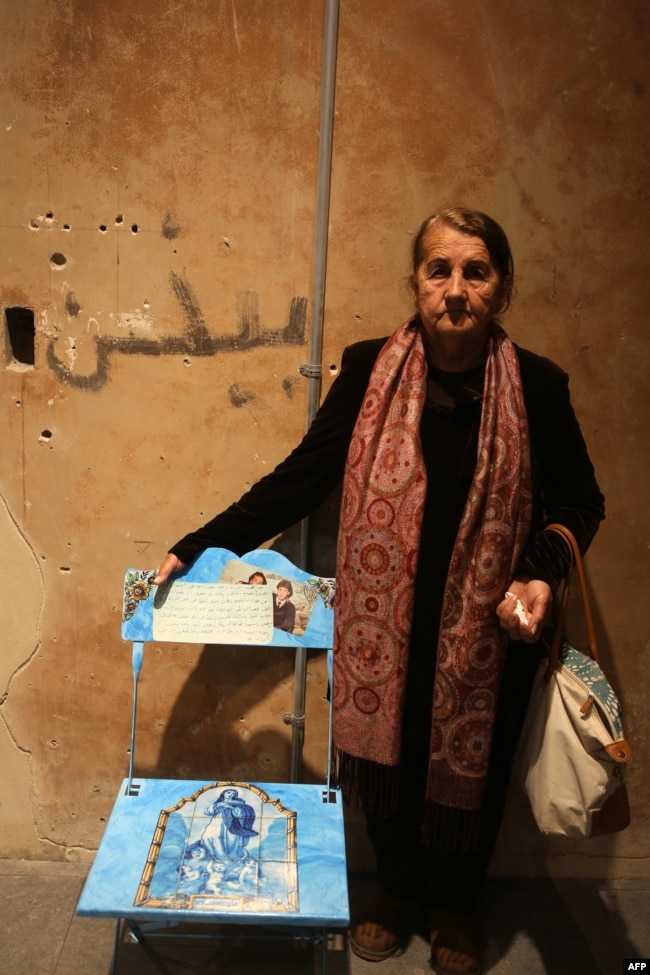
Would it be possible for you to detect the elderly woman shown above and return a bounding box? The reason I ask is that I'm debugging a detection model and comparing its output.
[154,208,604,975]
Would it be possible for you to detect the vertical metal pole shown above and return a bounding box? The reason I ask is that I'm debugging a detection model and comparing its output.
[306,0,341,428]
[290,0,340,784]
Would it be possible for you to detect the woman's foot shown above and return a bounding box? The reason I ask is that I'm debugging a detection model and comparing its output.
[349,888,416,962]
[429,909,483,975]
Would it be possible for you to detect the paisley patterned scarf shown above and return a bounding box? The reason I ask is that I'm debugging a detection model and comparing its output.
[332,318,532,819]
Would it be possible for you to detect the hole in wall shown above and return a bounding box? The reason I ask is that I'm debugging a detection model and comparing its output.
[115,214,124,225]
[39,429,53,443]
[329,364,338,376]
[5,307,35,367]
[50,252,67,268]
[131,224,139,234]
[98,224,107,233]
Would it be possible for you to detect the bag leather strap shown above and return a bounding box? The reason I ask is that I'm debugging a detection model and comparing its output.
[545,523,632,770]
[545,523,601,673]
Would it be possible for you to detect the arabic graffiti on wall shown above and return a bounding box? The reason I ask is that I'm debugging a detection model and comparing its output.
[45,271,308,391]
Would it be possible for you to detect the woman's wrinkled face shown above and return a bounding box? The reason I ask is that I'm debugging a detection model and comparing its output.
[410,224,507,357]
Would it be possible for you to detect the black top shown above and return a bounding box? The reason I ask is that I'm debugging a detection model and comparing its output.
[170,334,605,597]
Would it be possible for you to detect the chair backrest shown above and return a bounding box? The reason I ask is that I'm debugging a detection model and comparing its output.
[122,548,335,650]
[121,548,336,792]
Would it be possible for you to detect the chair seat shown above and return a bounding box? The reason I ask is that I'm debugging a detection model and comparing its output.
[77,777,349,928]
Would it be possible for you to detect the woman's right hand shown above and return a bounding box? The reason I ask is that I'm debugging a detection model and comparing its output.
[153,553,185,585]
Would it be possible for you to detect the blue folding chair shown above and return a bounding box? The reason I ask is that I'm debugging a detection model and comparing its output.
[77,548,348,973]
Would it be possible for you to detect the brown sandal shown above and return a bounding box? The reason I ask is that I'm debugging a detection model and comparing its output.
[429,909,483,975]
[349,888,416,962]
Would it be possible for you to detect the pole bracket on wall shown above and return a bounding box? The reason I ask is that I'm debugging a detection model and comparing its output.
[283,712,306,729]
[299,362,323,379]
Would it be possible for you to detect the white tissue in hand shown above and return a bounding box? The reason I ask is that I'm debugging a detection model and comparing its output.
[511,597,530,624]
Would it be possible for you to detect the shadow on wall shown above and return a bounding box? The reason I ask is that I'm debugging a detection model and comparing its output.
[149,643,301,783]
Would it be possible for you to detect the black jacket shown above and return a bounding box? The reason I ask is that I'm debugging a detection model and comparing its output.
[171,336,605,590]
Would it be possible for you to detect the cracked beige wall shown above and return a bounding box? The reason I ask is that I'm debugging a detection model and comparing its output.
[0,496,45,856]
[1,0,649,877]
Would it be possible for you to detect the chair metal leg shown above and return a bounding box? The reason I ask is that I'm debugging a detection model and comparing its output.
[110,918,122,975]
[125,920,176,975]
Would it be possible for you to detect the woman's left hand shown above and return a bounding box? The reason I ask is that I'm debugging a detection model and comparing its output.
[496,578,552,643]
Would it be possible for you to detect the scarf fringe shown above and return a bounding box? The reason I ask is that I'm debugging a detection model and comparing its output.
[422,800,482,854]
[335,748,483,853]
[333,748,401,816]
